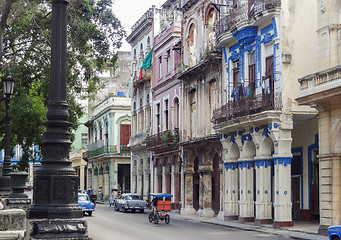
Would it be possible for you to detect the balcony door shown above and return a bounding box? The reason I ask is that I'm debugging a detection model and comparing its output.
[120,124,131,146]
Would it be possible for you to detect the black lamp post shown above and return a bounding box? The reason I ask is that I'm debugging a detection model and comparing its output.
[27,0,89,239]
[0,70,15,197]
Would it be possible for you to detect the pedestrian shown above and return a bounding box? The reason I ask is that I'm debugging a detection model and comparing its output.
[98,187,103,201]
[0,198,4,210]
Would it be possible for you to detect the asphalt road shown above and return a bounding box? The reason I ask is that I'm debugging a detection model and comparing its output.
[86,204,295,240]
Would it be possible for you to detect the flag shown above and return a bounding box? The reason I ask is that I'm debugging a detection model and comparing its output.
[141,49,153,69]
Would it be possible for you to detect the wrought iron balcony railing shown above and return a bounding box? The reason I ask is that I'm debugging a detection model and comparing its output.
[87,145,130,158]
[216,0,281,39]
[146,129,179,150]
[133,68,152,87]
[212,92,282,124]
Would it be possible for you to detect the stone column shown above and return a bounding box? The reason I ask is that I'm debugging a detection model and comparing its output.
[182,171,196,215]
[273,156,293,228]
[162,164,166,193]
[104,166,109,199]
[143,171,150,200]
[255,158,273,225]
[329,24,339,66]
[318,154,341,235]
[224,161,239,220]
[80,165,85,190]
[238,159,255,222]
[137,170,143,195]
[199,170,215,217]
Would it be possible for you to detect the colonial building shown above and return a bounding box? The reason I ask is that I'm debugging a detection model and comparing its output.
[85,51,131,199]
[70,115,88,190]
[127,6,160,201]
[146,0,182,209]
[297,0,341,235]
[178,0,224,217]
[213,0,318,228]
[86,94,131,199]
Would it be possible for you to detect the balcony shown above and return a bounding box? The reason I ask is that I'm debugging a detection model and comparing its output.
[146,129,179,152]
[297,64,341,106]
[87,145,130,158]
[216,0,281,40]
[212,92,282,124]
[133,68,152,87]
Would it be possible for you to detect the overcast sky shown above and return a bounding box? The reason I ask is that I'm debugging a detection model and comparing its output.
[112,0,165,52]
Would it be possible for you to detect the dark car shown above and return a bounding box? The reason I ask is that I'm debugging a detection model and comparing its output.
[329,225,341,240]
[114,193,146,213]
[78,193,95,216]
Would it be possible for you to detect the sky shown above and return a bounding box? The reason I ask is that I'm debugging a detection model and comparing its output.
[112,0,166,52]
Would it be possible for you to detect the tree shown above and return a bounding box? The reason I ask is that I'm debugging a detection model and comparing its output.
[0,0,126,170]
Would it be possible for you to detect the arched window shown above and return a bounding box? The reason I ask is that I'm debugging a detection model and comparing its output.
[187,23,196,67]
[206,7,217,49]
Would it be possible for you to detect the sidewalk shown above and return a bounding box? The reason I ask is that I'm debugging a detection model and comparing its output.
[169,211,329,240]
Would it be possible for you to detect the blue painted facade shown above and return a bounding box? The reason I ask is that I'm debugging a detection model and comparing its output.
[0,144,41,165]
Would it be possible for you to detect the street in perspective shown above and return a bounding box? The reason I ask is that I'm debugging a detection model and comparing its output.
[87,203,293,240]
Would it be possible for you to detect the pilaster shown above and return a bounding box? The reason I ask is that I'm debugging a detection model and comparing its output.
[223,161,239,220]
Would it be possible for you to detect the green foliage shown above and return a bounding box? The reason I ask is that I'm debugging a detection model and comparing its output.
[0,0,126,170]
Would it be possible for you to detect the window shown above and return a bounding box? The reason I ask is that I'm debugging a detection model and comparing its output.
[164,99,169,130]
[156,103,160,133]
[232,59,240,89]
[248,52,255,97]
[159,56,162,79]
[81,133,88,146]
[167,50,171,73]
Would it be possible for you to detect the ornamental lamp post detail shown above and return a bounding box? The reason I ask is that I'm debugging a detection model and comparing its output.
[0,70,16,197]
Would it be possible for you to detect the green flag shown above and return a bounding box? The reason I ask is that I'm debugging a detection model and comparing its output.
[141,49,153,69]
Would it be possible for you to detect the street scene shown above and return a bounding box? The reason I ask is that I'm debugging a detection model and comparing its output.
[0,0,341,240]
[87,203,292,240]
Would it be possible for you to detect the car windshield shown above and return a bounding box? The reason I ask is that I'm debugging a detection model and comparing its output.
[125,195,142,200]
[79,195,88,201]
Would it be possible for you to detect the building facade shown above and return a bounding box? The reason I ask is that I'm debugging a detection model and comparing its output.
[86,94,131,199]
[297,0,341,234]
[127,6,160,201]
[213,0,318,227]
[146,1,182,209]
[178,0,224,217]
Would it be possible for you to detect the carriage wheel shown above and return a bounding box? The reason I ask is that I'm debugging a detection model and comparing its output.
[154,214,159,224]
[148,213,153,223]
[165,214,170,224]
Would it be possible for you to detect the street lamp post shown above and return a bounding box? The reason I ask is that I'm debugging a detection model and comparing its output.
[0,71,15,197]
[27,0,89,239]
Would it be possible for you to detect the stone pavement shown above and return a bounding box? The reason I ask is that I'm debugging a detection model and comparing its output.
[168,212,329,240]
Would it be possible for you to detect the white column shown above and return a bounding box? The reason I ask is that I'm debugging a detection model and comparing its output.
[255,158,273,225]
[224,161,239,219]
[238,159,254,222]
[273,156,293,228]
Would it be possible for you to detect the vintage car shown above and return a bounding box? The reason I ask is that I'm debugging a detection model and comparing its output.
[78,193,95,216]
[329,225,341,240]
[114,193,146,213]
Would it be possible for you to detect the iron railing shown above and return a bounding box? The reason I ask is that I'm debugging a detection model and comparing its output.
[146,129,179,149]
[87,145,130,158]
[212,92,282,124]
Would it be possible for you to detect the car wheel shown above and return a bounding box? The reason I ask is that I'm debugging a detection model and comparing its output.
[140,209,144,213]
[88,211,92,216]
[165,214,170,224]
[148,213,153,223]
[154,214,159,224]
[114,206,119,211]
[123,207,127,213]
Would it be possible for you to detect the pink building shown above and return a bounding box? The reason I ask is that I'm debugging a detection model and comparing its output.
[146,14,182,209]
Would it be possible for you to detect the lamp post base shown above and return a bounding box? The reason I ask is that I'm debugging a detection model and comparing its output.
[0,176,11,197]
[27,218,90,240]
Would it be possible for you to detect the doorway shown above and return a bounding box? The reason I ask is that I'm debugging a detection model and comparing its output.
[193,157,200,211]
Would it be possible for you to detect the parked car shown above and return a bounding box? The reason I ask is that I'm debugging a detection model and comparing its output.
[78,193,95,216]
[329,225,341,240]
[114,193,146,213]
[86,189,97,206]
[25,183,32,191]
